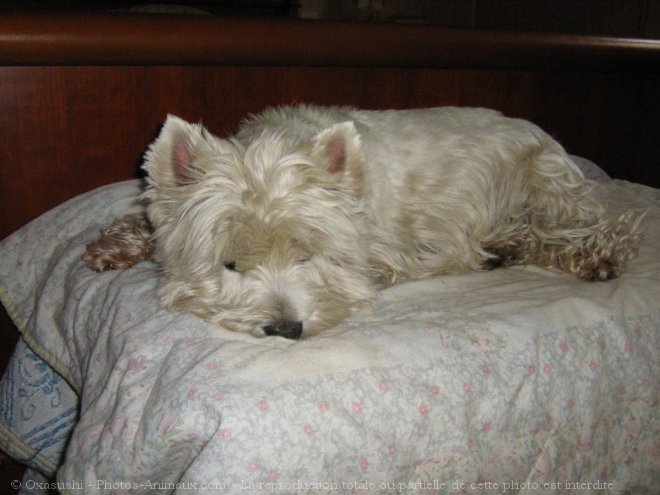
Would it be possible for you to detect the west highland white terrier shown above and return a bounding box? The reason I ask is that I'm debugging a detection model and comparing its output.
[84,105,644,339]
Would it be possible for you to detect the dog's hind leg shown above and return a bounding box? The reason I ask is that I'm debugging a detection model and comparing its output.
[513,141,643,281]
[83,213,153,271]
[526,210,644,281]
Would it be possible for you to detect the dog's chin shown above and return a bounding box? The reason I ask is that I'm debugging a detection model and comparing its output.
[209,281,370,340]
[202,312,304,340]
[236,317,336,340]
[213,305,355,340]
[166,279,368,340]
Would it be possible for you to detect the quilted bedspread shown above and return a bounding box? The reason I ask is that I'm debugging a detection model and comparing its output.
[0,159,658,494]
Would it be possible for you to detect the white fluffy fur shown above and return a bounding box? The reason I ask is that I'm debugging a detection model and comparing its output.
[85,105,644,339]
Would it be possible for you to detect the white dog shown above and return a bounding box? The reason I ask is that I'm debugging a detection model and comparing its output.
[84,105,643,339]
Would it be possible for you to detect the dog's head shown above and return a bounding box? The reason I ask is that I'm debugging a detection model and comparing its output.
[142,115,374,339]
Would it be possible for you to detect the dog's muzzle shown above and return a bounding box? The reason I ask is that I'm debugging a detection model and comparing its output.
[262,320,303,340]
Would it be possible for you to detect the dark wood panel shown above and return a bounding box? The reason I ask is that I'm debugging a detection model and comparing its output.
[1,14,660,71]
[474,0,648,37]
[1,64,658,241]
[0,67,147,240]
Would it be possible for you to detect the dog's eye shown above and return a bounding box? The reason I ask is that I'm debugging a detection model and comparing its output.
[223,261,237,271]
[296,256,312,265]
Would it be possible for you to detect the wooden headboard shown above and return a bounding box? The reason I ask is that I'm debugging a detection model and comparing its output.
[1,13,659,241]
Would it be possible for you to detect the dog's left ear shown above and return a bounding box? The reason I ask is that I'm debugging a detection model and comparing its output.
[311,122,363,178]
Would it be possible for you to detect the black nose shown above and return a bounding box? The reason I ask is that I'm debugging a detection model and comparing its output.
[263,320,303,340]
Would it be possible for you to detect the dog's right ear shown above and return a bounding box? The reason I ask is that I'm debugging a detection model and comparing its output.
[144,115,223,187]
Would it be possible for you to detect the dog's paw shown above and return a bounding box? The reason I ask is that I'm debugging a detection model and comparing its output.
[83,241,151,271]
[82,214,153,272]
[574,258,620,282]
